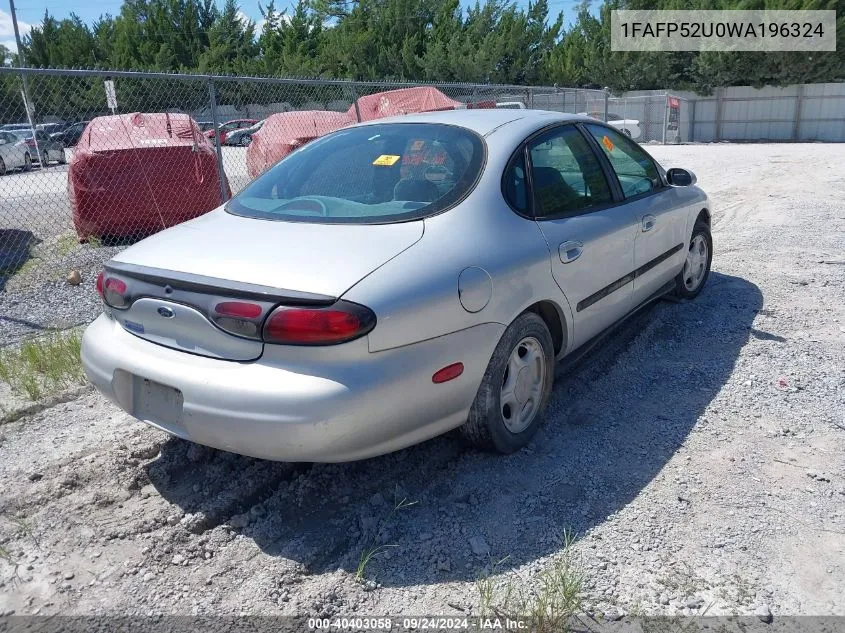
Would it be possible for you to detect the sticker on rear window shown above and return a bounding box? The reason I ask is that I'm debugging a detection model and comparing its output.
[602,135,614,152]
[410,140,425,151]
[373,154,401,166]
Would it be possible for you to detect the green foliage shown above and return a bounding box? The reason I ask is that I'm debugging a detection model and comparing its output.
[14,0,845,93]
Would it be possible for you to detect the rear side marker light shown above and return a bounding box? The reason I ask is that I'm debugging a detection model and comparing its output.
[263,301,376,346]
[432,362,464,384]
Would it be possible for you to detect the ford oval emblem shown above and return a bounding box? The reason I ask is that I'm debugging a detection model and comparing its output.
[157,306,175,318]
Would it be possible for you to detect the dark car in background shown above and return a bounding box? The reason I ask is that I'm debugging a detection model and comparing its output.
[50,121,90,147]
[205,118,257,145]
[223,120,263,146]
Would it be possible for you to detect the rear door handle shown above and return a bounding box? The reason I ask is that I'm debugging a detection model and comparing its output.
[641,215,657,232]
[559,241,583,264]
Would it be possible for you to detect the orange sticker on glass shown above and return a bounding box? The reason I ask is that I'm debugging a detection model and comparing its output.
[373,154,401,166]
[410,140,425,151]
[602,135,614,152]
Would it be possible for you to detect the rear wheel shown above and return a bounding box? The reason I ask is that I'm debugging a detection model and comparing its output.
[58,146,67,164]
[673,220,712,299]
[460,312,554,453]
[23,153,32,171]
[240,134,252,146]
[0,157,6,176]
[623,128,632,138]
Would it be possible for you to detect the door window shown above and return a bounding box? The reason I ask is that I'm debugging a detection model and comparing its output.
[527,125,613,218]
[585,124,661,198]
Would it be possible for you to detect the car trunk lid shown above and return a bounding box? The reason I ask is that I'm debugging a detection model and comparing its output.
[104,209,423,360]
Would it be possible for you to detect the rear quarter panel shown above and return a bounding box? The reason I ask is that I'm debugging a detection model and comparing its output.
[342,133,575,356]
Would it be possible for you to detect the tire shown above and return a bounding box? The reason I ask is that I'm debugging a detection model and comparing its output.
[460,312,555,454]
[673,220,712,299]
[240,134,251,146]
[623,128,632,137]
[58,147,66,164]
[0,157,5,176]
[23,153,32,172]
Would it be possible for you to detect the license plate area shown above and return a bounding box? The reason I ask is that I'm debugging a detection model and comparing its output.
[132,376,184,428]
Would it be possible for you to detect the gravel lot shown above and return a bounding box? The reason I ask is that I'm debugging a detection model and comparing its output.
[0,143,844,620]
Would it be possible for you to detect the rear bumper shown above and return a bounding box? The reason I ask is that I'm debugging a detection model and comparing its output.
[82,314,503,462]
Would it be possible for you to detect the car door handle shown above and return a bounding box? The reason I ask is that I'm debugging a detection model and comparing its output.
[641,215,657,232]
[559,241,583,264]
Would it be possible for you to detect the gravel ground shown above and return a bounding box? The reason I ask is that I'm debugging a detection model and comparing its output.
[0,143,844,620]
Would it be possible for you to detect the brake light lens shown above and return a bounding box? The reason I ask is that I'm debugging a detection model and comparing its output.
[103,276,129,308]
[215,301,262,319]
[211,300,265,338]
[263,301,376,346]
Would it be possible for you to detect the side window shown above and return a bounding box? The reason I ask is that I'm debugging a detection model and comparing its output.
[585,124,661,198]
[528,125,613,218]
[503,152,528,214]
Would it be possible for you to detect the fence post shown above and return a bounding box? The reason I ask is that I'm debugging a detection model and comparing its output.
[689,98,696,143]
[207,77,228,202]
[352,85,362,122]
[603,87,609,122]
[793,84,805,141]
[714,87,724,142]
[662,93,669,144]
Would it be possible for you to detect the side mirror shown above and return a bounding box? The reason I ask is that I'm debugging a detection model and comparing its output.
[666,167,696,187]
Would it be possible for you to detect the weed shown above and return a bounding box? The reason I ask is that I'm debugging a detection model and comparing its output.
[355,496,417,582]
[56,233,80,257]
[476,529,584,632]
[0,330,85,401]
[0,544,11,565]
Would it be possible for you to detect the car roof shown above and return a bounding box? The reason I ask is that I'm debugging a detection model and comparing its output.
[353,108,591,138]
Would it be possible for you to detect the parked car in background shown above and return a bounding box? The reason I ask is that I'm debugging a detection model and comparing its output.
[68,113,228,241]
[81,109,712,463]
[205,119,258,145]
[51,121,90,147]
[196,120,215,132]
[37,122,65,135]
[0,130,33,175]
[579,111,641,139]
[224,120,263,146]
[12,129,66,165]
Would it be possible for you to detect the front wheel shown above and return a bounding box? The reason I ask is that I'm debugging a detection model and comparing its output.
[460,312,554,454]
[240,134,252,146]
[673,220,712,299]
[0,156,6,176]
[23,153,32,172]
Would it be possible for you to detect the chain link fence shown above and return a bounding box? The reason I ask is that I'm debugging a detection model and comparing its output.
[0,68,614,344]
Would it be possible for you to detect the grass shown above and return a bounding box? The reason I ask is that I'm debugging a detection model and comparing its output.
[476,529,584,632]
[0,330,85,401]
[355,496,417,583]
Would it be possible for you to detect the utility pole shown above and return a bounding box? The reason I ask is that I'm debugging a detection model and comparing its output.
[9,0,41,164]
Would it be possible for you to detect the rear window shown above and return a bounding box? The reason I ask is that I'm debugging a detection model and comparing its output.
[227,123,485,224]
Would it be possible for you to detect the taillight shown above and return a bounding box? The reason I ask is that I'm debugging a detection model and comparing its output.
[96,271,104,297]
[211,301,264,338]
[263,301,376,346]
[103,276,129,309]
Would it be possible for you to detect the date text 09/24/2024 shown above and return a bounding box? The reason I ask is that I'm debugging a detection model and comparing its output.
[307,617,530,630]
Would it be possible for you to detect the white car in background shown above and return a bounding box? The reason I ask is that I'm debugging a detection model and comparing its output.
[579,112,641,140]
[0,130,33,175]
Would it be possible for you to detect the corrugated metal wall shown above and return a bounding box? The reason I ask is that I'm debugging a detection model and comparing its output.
[626,82,845,143]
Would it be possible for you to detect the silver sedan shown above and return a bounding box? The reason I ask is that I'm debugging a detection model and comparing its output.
[82,110,712,462]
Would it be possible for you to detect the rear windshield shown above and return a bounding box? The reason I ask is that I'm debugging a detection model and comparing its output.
[227,122,485,224]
